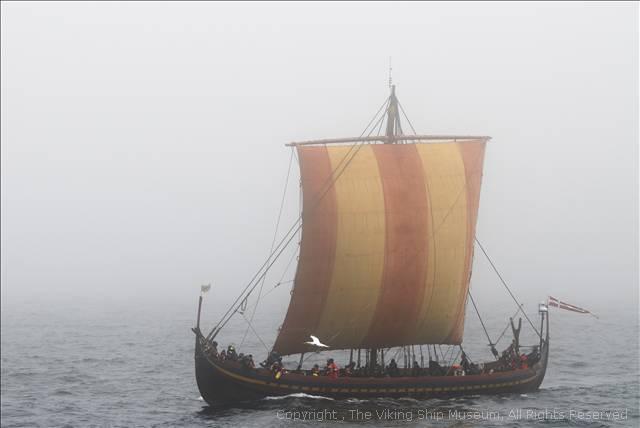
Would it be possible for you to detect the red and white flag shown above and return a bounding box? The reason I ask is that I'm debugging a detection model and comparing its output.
[548,296,598,318]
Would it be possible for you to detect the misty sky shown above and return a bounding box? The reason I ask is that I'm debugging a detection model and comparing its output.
[1,2,638,321]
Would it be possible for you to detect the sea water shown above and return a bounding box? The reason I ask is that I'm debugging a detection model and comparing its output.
[1,295,638,427]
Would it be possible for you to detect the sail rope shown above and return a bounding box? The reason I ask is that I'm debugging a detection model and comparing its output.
[240,148,295,347]
[261,279,294,300]
[475,238,541,338]
[468,290,499,359]
[373,106,387,137]
[206,96,391,341]
[398,100,417,135]
[445,347,462,376]
[260,245,299,300]
[240,313,270,353]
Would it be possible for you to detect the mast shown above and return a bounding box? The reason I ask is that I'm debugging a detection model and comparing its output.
[369,84,402,369]
[385,85,399,142]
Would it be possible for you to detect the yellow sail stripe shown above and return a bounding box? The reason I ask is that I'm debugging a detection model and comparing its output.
[414,143,468,343]
[314,145,386,348]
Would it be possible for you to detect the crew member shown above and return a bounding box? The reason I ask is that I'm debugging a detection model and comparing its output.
[429,359,444,376]
[387,358,399,377]
[460,352,471,373]
[271,360,284,380]
[344,361,355,377]
[227,345,238,361]
[241,354,255,370]
[206,341,218,359]
[412,359,421,376]
[311,364,320,376]
[326,358,339,379]
[519,354,529,369]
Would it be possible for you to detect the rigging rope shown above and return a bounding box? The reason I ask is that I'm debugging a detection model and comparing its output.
[438,345,446,362]
[398,100,418,135]
[240,148,295,346]
[445,347,462,376]
[468,290,498,359]
[475,238,541,338]
[459,345,473,364]
[374,108,387,136]
[262,246,299,299]
[261,279,294,300]
[240,313,270,353]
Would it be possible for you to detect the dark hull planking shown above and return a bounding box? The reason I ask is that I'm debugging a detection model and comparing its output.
[194,328,549,405]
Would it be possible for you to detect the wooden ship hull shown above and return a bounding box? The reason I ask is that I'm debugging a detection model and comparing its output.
[193,317,549,404]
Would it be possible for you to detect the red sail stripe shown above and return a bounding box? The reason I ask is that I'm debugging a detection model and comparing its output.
[363,144,430,347]
[271,146,338,354]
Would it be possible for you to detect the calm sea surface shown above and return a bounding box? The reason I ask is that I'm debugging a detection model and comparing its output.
[2,296,638,427]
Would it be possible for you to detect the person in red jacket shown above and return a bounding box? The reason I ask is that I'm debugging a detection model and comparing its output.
[519,354,529,369]
[326,358,339,379]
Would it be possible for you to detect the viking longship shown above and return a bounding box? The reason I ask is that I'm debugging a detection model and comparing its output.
[192,84,549,404]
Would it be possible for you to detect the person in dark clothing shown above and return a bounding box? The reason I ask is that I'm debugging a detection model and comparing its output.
[428,359,444,376]
[226,345,238,361]
[460,352,471,373]
[240,354,255,370]
[344,361,355,377]
[386,359,399,377]
[204,340,218,359]
[526,346,540,365]
[412,359,421,376]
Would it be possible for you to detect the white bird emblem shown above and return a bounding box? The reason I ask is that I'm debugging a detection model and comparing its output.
[305,335,329,348]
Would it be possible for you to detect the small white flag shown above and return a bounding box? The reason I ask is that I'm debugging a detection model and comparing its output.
[201,284,211,294]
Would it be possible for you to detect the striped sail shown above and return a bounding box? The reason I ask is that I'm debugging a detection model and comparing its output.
[272,140,486,356]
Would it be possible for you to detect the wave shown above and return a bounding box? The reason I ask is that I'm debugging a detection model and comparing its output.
[263,393,334,401]
[345,398,369,404]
